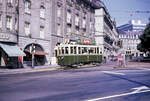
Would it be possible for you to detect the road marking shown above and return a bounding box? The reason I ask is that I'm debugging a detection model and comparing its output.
[86,86,150,101]
[139,68,150,71]
[102,71,125,75]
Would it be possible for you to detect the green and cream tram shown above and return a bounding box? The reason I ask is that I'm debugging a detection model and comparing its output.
[55,43,103,66]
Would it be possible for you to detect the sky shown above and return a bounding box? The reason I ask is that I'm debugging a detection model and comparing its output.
[101,0,150,26]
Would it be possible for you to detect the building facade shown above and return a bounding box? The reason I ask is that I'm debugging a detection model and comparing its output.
[118,20,146,59]
[0,0,25,68]
[95,2,120,61]
[0,0,103,68]
[18,0,52,66]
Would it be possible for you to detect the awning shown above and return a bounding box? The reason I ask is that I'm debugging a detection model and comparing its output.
[0,43,26,57]
[34,51,48,56]
[24,49,48,56]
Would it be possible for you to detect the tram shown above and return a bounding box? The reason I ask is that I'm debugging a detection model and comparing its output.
[55,43,103,66]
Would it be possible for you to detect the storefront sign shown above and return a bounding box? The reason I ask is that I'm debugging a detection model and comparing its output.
[70,32,89,38]
[82,40,91,44]
[65,39,70,44]
[0,33,10,40]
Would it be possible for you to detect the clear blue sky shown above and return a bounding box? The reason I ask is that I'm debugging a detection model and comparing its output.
[101,0,150,26]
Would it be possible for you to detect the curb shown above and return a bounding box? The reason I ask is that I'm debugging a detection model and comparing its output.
[0,67,62,75]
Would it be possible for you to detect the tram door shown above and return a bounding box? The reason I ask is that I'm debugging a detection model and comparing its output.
[55,50,58,63]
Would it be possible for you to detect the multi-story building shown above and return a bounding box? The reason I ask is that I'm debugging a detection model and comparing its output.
[118,20,146,32]
[118,20,146,59]
[0,0,25,68]
[95,2,120,61]
[50,0,102,64]
[18,0,51,66]
[0,0,103,68]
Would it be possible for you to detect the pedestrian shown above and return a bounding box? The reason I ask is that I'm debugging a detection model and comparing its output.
[118,56,123,67]
[18,56,23,68]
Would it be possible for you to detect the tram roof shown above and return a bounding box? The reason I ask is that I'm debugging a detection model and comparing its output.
[56,44,100,47]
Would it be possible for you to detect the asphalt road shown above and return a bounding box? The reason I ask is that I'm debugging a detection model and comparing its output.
[0,66,150,101]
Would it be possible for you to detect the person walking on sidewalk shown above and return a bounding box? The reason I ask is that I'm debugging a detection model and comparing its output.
[118,54,126,68]
[118,56,123,67]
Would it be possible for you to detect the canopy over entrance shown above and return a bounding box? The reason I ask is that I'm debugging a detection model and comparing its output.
[0,43,26,57]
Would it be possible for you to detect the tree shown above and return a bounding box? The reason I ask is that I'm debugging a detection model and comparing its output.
[137,22,150,52]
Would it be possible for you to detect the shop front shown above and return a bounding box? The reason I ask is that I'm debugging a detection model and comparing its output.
[24,43,48,66]
[0,42,26,68]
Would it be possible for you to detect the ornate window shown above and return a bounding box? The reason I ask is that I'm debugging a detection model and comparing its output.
[67,10,71,23]
[75,14,79,26]
[7,0,13,6]
[40,6,45,18]
[25,0,31,14]
[24,22,30,36]
[40,26,44,38]
[6,16,12,31]
[67,24,71,34]
[57,24,61,36]
[57,5,61,17]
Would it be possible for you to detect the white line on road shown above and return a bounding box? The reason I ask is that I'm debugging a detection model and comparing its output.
[139,68,150,71]
[86,86,150,101]
[102,71,125,75]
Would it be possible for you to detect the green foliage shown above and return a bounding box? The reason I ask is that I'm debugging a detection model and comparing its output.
[138,23,150,52]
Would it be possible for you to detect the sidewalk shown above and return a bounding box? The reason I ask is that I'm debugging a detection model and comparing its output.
[125,61,150,68]
[0,64,62,75]
[104,61,150,68]
[0,61,150,75]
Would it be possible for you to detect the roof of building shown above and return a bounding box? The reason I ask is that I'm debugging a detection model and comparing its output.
[83,0,103,9]
[117,20,146,32]
[119,30,143,35]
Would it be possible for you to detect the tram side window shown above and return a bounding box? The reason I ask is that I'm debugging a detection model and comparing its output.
[65,47,68,54]
[71,47,73,54]
[95,48,96,54]
[59,48,61,55]
[89,48,93,54]
[82,47,88,54]
[62,47,64,54]
[78,47,81,54]
[97,47,99,54]
[74,47,76,54]
[92,48,95,54]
